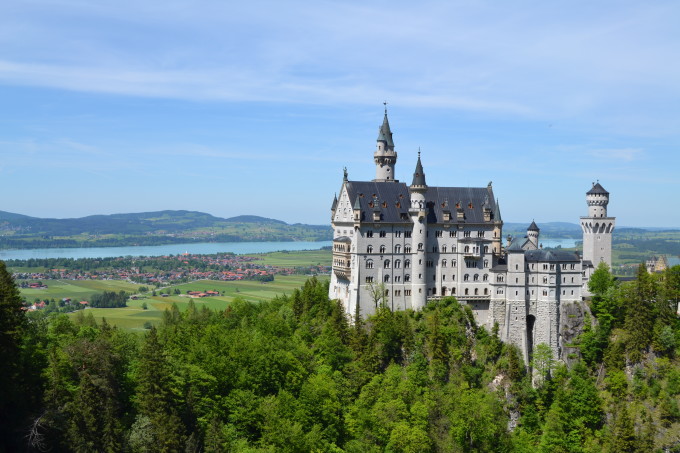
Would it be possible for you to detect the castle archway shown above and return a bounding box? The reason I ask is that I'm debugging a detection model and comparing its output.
[526,315,536,359]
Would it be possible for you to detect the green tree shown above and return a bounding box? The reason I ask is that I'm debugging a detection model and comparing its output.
[608,404,636,453]
[531,343,555,387]
[624,265,656,362]
[0,260,29,449]
[134,326,185,451]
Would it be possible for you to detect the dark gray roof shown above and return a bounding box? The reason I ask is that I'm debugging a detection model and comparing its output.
[376,113,395,148]
[528,220,539,232]
[344,180,500,225]
[334,236,351,243]
[411,154,426,187]
[345,181,412,223]
[525,249,580,262]
[507,238,527,252]
[331,194,338,211]
[587,182,609,195]
[425,186,498,224]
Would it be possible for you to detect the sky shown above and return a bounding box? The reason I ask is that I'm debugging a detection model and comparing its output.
[1,0,679,227]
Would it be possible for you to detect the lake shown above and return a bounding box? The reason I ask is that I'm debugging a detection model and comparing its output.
[0,241,333,261]
[0,238,578,261]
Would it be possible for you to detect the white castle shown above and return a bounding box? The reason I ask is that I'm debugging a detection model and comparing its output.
[329,110,614,363]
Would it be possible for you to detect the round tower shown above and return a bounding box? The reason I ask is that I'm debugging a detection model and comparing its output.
[586,181,609,218]
[374,105,398,182]
[580,181,615,267]
[527,220,540,249]
[409,152,428,310]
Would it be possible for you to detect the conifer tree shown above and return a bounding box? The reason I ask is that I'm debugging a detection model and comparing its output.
[134,326,185,451]
[0,260,29,448]
[624,265,656,362]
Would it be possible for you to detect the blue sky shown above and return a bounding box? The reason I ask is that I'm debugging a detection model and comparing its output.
[1,1,679,227]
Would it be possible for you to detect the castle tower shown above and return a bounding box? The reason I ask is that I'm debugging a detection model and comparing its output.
[409,153,428,309]
[374,106,398,182]
[527,220,540,250]
[580,182,615,267]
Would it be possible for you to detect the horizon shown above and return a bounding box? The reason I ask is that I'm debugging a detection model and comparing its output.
[2,207,679,231]
[2,1,679,227]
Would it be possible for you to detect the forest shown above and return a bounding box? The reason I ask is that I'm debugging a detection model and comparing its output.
[1,260,680,452]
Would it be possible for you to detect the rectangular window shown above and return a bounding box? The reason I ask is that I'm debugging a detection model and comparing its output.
[436,231,443,238]
[366,230,373,238]
[365,276,374,283]
[379,231,386,238]
[405,290,412,296]
[395,231,402,237]
[450,231,456,237]
[405,231,412,238]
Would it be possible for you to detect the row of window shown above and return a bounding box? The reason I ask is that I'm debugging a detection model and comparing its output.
[366,258,490,269]
[365,244,490,255]
[366,230,491,238]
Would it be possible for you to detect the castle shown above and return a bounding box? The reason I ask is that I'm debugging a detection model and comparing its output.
[329,110,615,363]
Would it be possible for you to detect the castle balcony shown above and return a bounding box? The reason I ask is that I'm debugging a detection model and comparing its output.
[463,249,481,258]
[332,262,351,280]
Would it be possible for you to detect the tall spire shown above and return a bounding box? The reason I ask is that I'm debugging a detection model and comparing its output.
[376,108,394,149]
[411,151,427,187]
[373,104,398,182]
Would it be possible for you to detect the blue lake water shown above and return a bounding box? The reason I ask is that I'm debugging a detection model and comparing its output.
[0,238,577,261]
[0,241,333,261]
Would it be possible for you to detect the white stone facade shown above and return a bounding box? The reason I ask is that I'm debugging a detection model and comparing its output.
[329,113,614,363]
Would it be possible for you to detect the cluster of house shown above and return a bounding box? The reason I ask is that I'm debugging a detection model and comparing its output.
[25,298,88,312]
[184,290,221,298]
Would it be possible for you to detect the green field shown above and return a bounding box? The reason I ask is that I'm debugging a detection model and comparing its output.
[244,249,330,267]
[21,274,328,331]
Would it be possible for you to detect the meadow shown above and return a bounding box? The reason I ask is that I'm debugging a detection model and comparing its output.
[22,274,329,331]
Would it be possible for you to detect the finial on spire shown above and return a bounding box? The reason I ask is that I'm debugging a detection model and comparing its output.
[383,100,388,114]
[418,147,421,158]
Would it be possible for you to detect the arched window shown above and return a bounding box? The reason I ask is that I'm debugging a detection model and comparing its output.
[384,274,390,282]
[484,288,488,295]
[442,287,447,296]
[384,259,390,268]
[442,245,447,253]
[395,260,401,268]
[464,274,469,281]
[367,245,373,253]
[395,245,401,253]
[405,259,411,268]
[366,260,373,269]
[380,245,386,254]
[465,288,469,295]
[474,288,479,295]
[464,245,470,253]
[483,274,488,282]
[483,259,488,268]
[473,274,479,282]
[405,245,411,253]
[418,243,424,251]
[452,287,456,294]
[404,274,410,282]
[442,259,447,267]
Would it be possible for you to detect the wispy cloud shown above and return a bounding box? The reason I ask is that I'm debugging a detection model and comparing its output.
[588,148,643,162]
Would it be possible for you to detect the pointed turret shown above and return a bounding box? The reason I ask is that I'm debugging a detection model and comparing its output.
[331,193,338,211]
[527,220,539,249]
[410,152,427,188]
[376,112,395,149]
[373,104,398,182]
[494,198,502,222]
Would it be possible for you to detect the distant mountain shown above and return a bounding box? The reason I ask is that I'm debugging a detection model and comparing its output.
[224,215,286,224]
[0,210,331,249]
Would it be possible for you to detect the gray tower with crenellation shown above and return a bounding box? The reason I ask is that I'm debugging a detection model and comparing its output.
[580,182,615,268]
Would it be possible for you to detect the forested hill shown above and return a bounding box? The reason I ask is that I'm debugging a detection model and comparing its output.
[2,265,680,451]
[0,210,331,249]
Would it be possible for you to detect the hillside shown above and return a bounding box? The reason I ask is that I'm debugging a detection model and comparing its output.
[0,210,331,249]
